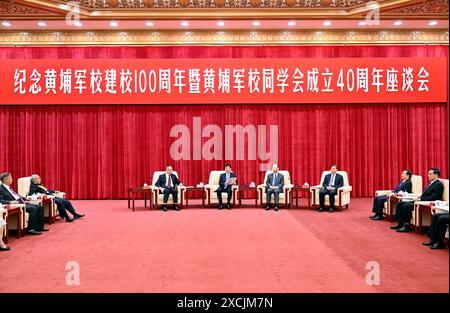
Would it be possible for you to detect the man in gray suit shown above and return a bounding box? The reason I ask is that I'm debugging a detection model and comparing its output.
[265,164,284,211]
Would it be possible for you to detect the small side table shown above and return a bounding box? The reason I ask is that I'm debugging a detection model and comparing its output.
[185,187,206,207]
[5,205,24,242]
[128,187,153,211]
[238,186,258,207]
[290,185,312,209]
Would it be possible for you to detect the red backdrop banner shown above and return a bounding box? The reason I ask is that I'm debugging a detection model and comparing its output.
[0,57,447,104]
[0,46,448,199]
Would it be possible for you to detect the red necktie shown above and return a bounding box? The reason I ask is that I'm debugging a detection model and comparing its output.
[168,175,172,188]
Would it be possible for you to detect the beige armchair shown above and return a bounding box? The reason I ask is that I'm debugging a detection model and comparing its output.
[310,171,352,211]
[204,171,239,207]
[413,178,449,229]
[150,171,186,209]
[1,205,7,241]
[375,174,423,219]
[257,170,293,208]
[17,176,59,224]
[0,182,28,235]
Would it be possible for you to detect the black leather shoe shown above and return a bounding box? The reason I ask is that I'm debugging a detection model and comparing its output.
[318,207,325,212]
[397,225,413,233]
[66,217,75,223]
[430,242,446,250]
[74,214,85,219]
[423,240,435,246]
[26,230,42,235]
[329,207,334,213]
[369,214,378,219]
[37,228,49,232]
[218,205,223,210]
[265,206,270,211]
[227,204,231,210]
[372,216,384,220]
[0,246,10,251]
[390,223,403,229]
[173,206,180,211]
[162,206,167,212]
[274,206,278,211]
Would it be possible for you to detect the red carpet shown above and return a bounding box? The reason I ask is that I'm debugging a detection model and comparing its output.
[0,198,448,293]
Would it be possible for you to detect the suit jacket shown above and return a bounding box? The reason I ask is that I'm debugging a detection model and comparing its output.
[266,172,284,193]
[217,172,237,190]
[0,184,25,204]
[29,183,55,196]
[420,180,444,201]
[155,173,181,189]
[322,173,344,190]
[392,180,412,193]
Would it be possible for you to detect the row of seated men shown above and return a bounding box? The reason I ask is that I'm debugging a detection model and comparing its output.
[154,163,345,212]
[0,172,84,252]
[370,168,448,250]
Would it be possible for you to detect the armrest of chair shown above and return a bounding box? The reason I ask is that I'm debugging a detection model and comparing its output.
[55,192,66,198]
[204,184,213,190]
[375,190,391,197]
[339,186,352,193]
[257,184,266,191]
[26,199,43,205]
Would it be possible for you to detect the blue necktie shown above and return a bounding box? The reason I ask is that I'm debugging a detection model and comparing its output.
[330,174,334,187]
[272,173,277,185]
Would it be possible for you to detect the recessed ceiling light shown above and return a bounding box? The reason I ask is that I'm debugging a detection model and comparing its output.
[181,21,189,27]
[358,21,367,26]
[109,21,119,27]
[37,21,47,27]
[1,21,11,27]
[145,21,154,27]
[428,20,438,26]
[217,21,225,27]
[393,21,402,26]
[288,21,296,26]
[252,21,261,27]
[59,4,69,10]
[323,21,332,26]
[74,21,83,27]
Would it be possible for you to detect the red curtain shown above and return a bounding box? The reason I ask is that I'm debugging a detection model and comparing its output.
[0,45,448,199]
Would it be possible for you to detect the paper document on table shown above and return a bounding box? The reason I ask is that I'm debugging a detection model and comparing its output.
[225,177,237,186]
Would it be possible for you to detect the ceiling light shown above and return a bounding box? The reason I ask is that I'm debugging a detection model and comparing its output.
[181,21,189,27]
[145,21,154,27]
[1,21,11,27]
[393,21,402,26]
[358,21,367,26]
[323,21,332,26]
[109,21,119,27]
[428,20,438,26]
[37,21,47,27]
[288,21,296,26]
[252,21,260,27]
[217,21,225,27]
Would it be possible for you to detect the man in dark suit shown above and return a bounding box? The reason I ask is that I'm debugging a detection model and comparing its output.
[370,169,413,221]
[155,165,182,212]
[319,164,344,213]
[216,164,237,210]
[265,164,284,211]
[0,172,47,235]
[423,211,449,250]
[29,174,84,223]
[392,168,444,233]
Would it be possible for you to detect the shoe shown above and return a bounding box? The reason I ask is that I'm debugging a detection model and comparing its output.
[227,204,231,210]
[74,214,85,219]
[430,242,446,250]
[173,206,180,211]
[329,207,334,213]
[66,217,75,223]
[37,228,49,232]
[318,207,325,212]
[390,223,403,230]
[274,206,278,211]
[369,214,378,219]
[423,240,435,246]
[162,206,167,212]
[218,205,223,210]
[265,206,270,211]
[397,225,413,233]
[0,246,10,251]
[372,216,384,221]
[26,230,42,235]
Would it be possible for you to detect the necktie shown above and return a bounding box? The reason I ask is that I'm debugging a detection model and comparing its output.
[167,175,172,188]
[272,173,277,185]
[9,187,23,202]
[330,174,334,187]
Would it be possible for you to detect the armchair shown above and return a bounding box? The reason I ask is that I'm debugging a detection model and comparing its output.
[413,178,449,229]
[310,171,352,211]
[150,171,186,209]
[204,171,238,207]
[257,170,293,208]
